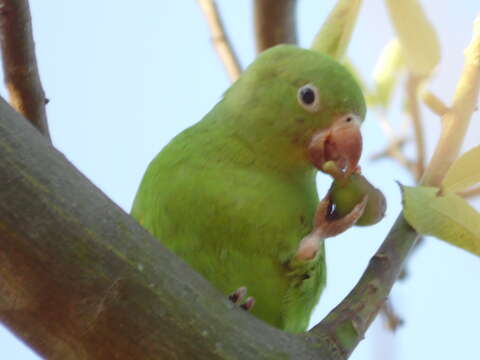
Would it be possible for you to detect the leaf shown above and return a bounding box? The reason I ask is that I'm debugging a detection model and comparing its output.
[402,185,480,256]
[385,0,440,76]
[373,39,405,108]
[311,0,363,60]
[442,145,480,193]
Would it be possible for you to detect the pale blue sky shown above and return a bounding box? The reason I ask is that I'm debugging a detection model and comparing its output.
[1,1,479,359]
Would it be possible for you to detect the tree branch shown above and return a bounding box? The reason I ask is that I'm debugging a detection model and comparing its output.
[197,0,242,82]
[405,74,425,179]
[421,14,480,187]
[421,89,449,117]
[310,215,419,358]
[0,97,346,359]
[254,0,297,52]
[370,133,415,174]
[460,185,480,199]
[0,0,50,142]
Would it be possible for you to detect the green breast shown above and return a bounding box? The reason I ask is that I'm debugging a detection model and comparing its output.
[131,124,326,332]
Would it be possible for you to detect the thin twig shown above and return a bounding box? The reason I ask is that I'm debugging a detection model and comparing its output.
[197,0,242,82]
[421,89,449,116]
[372,111,416,174]
[421,15,480,186]
[369,137,406,161]
[459,186,480,199]
[0,0,50,142]
[405,73,426,179]
[254,0,297,53]
[380,300,404,331]
[370,136,415,172]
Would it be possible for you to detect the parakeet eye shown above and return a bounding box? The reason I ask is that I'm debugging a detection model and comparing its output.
[297,84,320,112]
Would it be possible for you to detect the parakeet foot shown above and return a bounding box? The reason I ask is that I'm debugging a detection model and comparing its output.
[240,296,255,311]
[229,286,247,304]
[313,192,368,238]
[228,286,255,311]
[295,192,368,261]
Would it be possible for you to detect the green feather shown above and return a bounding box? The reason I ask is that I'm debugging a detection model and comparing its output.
[132,44,365,332]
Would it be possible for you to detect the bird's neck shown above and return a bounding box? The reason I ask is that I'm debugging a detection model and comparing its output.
[199,100,315,180]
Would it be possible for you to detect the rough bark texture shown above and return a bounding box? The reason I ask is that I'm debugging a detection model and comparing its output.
[312,215,419,357]
[254,0,297,52]
[0,97,338,359]
[0,0,51,141]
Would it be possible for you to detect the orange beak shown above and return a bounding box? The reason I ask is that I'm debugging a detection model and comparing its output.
[308,113,363,178]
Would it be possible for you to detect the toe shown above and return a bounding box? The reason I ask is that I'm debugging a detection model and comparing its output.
[240,296,255,311]
[315,195,368,238]
[228,286,247,304]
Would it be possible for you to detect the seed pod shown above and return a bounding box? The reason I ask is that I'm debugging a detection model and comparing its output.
[330,174,386,226]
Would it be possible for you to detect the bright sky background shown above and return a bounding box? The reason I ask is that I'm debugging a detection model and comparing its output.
[1,1,479,359]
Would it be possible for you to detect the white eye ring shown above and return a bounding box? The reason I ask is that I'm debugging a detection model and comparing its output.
[297,84,320,112]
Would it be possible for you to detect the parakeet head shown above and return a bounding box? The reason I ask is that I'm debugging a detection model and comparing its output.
[223,44,366,177]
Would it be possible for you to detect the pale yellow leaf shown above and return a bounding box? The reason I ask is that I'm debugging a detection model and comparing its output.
[385,0,440,76]
[402,185,480,256]
[442,145,480,193]
[373,39,405,108]
[311,0,363,60]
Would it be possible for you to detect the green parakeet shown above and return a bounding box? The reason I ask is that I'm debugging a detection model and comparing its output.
[131,44,366,333]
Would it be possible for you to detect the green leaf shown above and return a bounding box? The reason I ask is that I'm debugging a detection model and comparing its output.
[373,39,405,109]
[385,0,440,76]
[442,145,480,193]
[311,0,363,60]
[402,185,480,256]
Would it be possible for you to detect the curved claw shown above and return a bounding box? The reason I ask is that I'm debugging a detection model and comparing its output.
[314,195,368,238]
[229,287,255,312]
[229,286,247,304]
[295,194,368,261]
[314,191,333,222]
[240,297,255,311]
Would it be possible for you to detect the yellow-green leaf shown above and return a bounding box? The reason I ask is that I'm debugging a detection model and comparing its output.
[373,39,405,108]
[442,145,480,193]
[402,185,480,256]
[385,0,440,76]
[311,0,363,60]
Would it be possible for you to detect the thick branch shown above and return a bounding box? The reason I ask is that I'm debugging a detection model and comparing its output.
[0,97,341,359]
[254,0,297,52]
[0,0,50,142]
